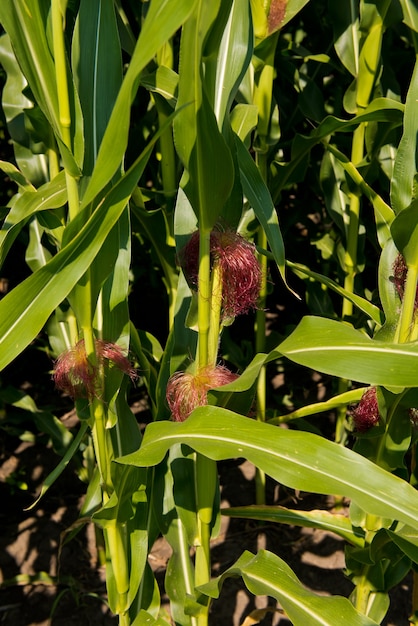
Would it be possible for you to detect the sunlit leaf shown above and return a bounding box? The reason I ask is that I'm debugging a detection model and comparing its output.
[0,170,67,267]
[398,0,418,31]
[278,315,418,387]
[72,0,123,174]
[201,550,379,625]
[0,115,174,370]
[118,408,418,531]
[82,0,197,206]
[329,0,359,77]
[235,135,286,286]
[223,505,365,546]
[391,58,418,214]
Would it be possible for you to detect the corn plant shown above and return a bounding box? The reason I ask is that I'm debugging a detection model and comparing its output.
[2,1,418,625]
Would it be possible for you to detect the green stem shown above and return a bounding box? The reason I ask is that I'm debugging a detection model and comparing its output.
[48,145,60,180]
[255,224,268,504]
[396,264,418,343]
[194,228,220,622]
[51,1,71,147]
[51,0,79,221]
[342,124,364,320]
[197,229,211,371]
[106,522,129,615]
[194,453,217,624]
[254,146,269,505]
[84,329,130,619]
[90,398,111,493]
[83,325,111,494]
[252,32,279,505]
[353,564,373,614]
[375,392,404,468]
[336,123,364,443]
[119,613,130,626]
[207,260,223,368]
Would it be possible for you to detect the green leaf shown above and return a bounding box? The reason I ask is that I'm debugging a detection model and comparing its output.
[320,150,350,238]
[172,0,236,228]
[82,0,197,206]
[357,18,384,110]
[132,565,163,623]
[286,260,384,326]
[391,58,418,214]
[278,315,418,387]
[209,0,253,127]
[132,610,170,626]
[185,91,235,229]
[0,33,33,126]
[223,505,365,546]
[273,0,311,32]
[0,35,51,186]
[398,0,418,31]
[132,204,178,309]
[252,0,311,37]
[71,0,122,175]
[26,220,53,272]
[374,239,401,341]
[324,142,394,248]
[201,550,379,625]
[329,0,359,77]
[117,408,418,532]
[230,103,258,145]
[26,422,88,511]
[388,526,418,564]
[0,160,33,193]
[0,116,171,371]
[272,98,403,197]
[152,448,196,625]
[140,67,179,108]
[0,2,60,135]
[267,387,367,425]
[0,0,83,171]
[0,170,67,267]
[173,0,221,167]
[235,134,287,287]
[391,198,418,266]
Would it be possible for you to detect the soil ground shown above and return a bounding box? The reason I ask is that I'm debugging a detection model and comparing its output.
[0,423,412,626]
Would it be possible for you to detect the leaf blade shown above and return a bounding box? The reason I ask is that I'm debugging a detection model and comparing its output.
[118,409,418,531]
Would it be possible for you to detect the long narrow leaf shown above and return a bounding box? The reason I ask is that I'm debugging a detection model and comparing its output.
[235,134,287,287]
[390,58,418,213]
[223,505,365,546]
[201,550,378,626]
[117,408,418,532]
[72,0,122,174]
[0,0,84,171]
[82,0,196,207]
[210,0,253,127]
[0,171,67,267]
[0,115,175,371]
[286,260,384,325]
[272,98,403,197]
[278,315,418,387]
[26,421,89,511]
